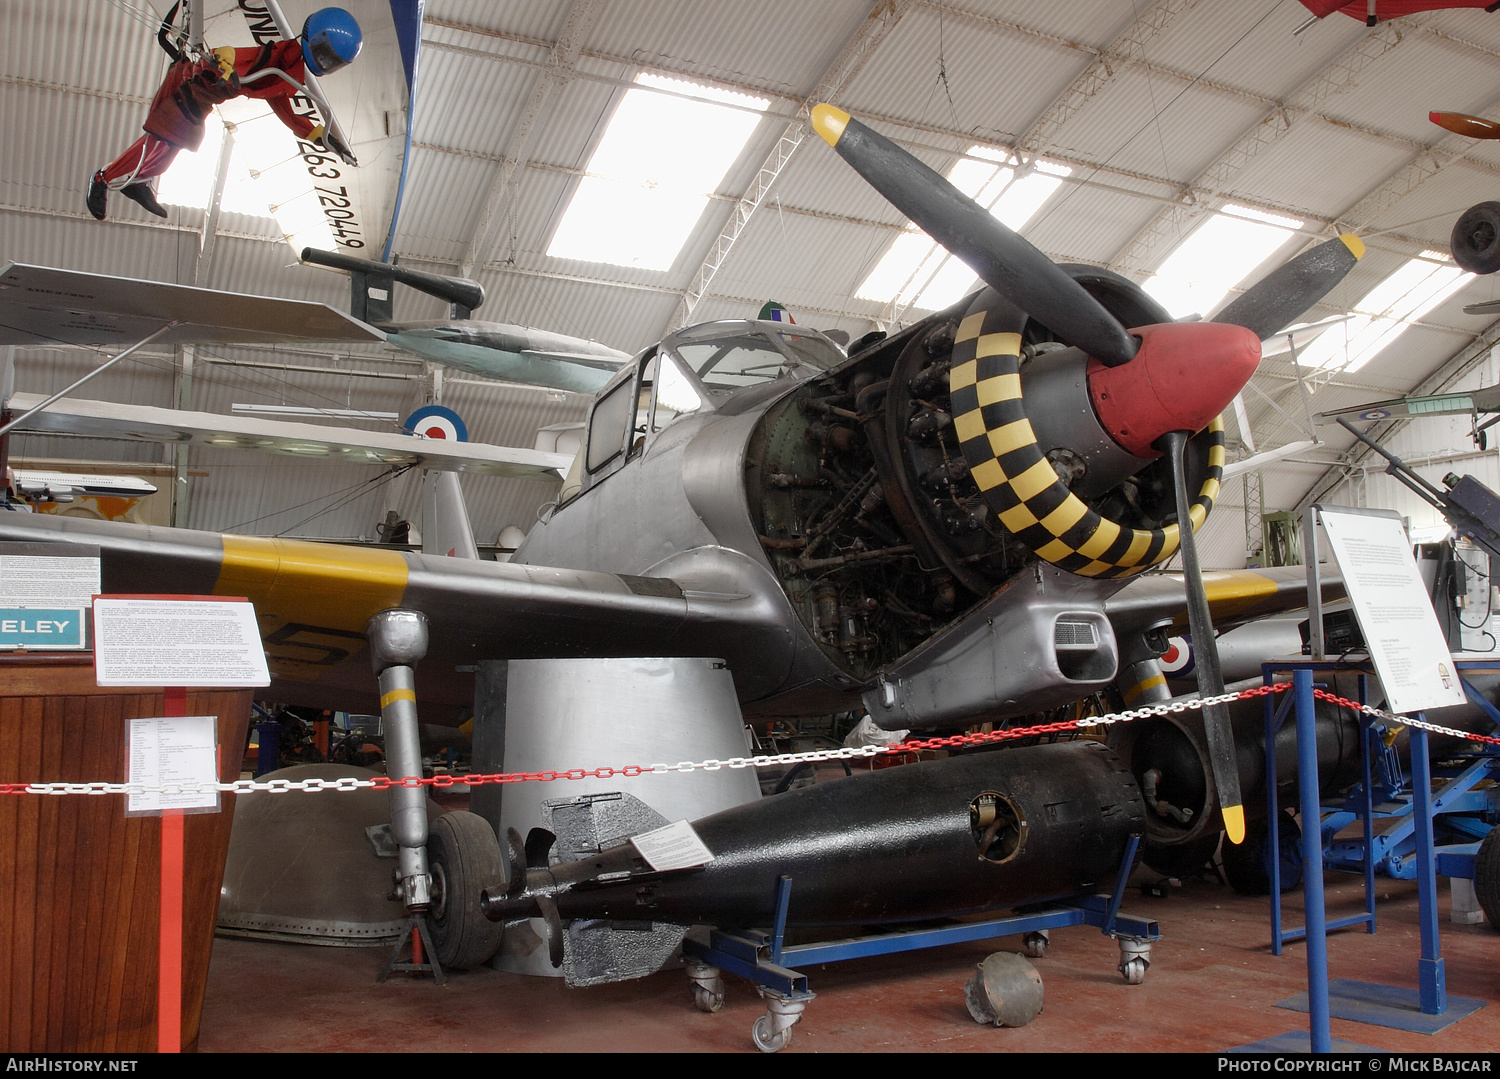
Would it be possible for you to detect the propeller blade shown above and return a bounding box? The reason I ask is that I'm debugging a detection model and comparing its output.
[536,894,565,968]
[524,827,557,869]
[505,827,528,897]
[1431,111,1500,140]
[1158,429,1246,846]
[810,104,1139,367]
[1213,234,1364,340]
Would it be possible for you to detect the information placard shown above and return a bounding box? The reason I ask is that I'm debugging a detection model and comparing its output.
[1318,507,1467,714]
[93,596,271,687]
[126,714,220,814]
[0,549,100,608]
[630,819,714,871]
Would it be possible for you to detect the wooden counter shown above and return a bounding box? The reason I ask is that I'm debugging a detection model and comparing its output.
[0,655,252,1051]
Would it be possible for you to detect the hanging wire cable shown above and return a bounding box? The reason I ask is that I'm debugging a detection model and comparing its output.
[1030,0,1289,236]
[222,463,413,533]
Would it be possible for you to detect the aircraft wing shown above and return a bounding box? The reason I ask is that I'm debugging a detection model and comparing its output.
[1105,566,1345,635]
[1315,386,1500,424]
[204,1,424,260]
[0,263,383,348]
[0,512,783,713]
[3,392,568,481]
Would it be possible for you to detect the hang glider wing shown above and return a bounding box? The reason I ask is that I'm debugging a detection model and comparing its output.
[0,263,383,348]
[204,1,424,259]
[1106,566,1345,636]
[3,392,568,481]
[0,512,787,713]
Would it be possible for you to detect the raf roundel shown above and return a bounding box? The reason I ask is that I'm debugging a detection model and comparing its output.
[403,405,469,442]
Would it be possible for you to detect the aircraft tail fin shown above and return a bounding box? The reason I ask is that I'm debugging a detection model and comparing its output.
[421,470,480,560]
[301,247,485,323]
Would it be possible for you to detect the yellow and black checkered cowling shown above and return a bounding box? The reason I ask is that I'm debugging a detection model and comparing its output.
[947,303,1225,580]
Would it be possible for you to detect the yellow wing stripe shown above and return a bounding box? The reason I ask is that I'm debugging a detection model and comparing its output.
[216,535,409,633]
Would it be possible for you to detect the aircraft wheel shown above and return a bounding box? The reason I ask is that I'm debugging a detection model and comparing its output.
[692,982,725,1013]
[1121,957,1148,985]
[1476,823,1500,930]
[1222,810,1302,896]
[752,1014,791,1053]
[426,811,505,969]
[1452,202,1500,275]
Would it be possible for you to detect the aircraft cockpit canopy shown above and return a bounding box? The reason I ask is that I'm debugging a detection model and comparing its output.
[667,322,844,396]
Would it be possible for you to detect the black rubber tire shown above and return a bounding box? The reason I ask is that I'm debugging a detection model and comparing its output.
[1222,810,1303,896]
[1476,824,1500,930]
[426,811,506,970]
[1451,201,1500,275]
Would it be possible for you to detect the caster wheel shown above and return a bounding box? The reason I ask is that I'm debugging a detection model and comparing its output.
[752,1013,791,1053]
[692,983,725,1013]
[1121,957,1147,985]
[1023,931,1049,959]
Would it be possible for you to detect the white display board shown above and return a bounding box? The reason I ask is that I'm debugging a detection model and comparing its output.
[93,597,271,687]
[1318,507,1467,714]
[126,714,220,814]
[630,819,714,871]
[0,552,99,607]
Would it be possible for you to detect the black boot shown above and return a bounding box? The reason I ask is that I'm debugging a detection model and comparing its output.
[86,171,107,220]
[121,183,168,219]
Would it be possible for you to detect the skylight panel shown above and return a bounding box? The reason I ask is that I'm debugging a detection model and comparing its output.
[854,152,1070,312]
[1142,205,1302,320]
[547,73,769,271]
[1298,251,1472,374]
[159,106,336,254]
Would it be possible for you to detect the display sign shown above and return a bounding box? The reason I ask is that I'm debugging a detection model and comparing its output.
[0,545,100,652]
[0,550,100,607]
[125,714,220,815]
[0,608,85,650]
[93,596,271,687]
[1318,507,1467,714]
[630,819,714,871]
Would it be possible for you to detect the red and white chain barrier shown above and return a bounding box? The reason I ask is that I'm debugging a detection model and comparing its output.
[3,682,1496,799]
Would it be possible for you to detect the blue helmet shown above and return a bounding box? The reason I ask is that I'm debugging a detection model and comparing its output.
[301,7,362,76]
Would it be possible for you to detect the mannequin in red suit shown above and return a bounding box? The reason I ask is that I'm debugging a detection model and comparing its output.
[88,7,362,220]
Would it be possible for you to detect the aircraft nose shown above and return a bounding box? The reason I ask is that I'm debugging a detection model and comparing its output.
[1086,320,1260,458]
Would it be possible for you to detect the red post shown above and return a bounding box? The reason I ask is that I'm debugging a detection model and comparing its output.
[157,685,187,1054]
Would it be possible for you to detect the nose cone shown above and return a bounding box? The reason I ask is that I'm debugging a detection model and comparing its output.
[1087,321,1260,458]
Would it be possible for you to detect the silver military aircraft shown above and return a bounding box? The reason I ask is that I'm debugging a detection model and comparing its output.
[0,102,1363,955]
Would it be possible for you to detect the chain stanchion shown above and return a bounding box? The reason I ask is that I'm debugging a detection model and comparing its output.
[37,681,1483,800]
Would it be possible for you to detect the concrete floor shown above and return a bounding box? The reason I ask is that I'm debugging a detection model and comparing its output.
[197,868,1500,1053]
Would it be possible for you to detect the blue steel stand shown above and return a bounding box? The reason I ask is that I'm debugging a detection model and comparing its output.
[1260,660,1492,1039]
[681,836,1158,1052]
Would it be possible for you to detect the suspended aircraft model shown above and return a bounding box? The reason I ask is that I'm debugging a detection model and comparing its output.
[0,101,1364,978]
[1414,108,1500,277]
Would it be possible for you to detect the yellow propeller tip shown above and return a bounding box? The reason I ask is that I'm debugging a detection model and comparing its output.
[1222,804,1247,846]
[1338,233,1365,261]
[810,104,850,147]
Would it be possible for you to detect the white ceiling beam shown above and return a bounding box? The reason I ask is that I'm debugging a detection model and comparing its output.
[1015,0,1201,160]
[664,0,914,333]
[456,0,605,280]
[1108,20,1407,279]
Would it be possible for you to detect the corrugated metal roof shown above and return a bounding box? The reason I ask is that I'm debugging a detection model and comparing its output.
[9,0,1500,569]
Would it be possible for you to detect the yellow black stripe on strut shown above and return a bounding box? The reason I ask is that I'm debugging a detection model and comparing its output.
[948,305,1225,579]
